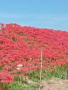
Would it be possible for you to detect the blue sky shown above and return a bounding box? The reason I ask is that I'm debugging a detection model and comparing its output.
[0,0,68,31]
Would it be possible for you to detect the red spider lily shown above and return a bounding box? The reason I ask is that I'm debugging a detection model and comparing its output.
[0,23,68,83]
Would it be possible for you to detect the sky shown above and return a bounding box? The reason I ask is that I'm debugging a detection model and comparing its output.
[0,0,68,31]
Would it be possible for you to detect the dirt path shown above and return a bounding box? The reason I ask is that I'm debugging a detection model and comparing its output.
[40,78,68,90]
[23,77,68,90]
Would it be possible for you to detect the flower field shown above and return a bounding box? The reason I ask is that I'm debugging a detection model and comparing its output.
[0,23,68,90]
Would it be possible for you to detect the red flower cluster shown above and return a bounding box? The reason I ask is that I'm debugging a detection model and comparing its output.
[0,70,14,83]
[0,23,68,83]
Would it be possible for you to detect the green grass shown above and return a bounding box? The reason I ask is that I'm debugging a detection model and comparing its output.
[44,65,68,80]
[8,81,39,90]
[8,76,39,90]
[8,82,22,90]
[27,70,46,82]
